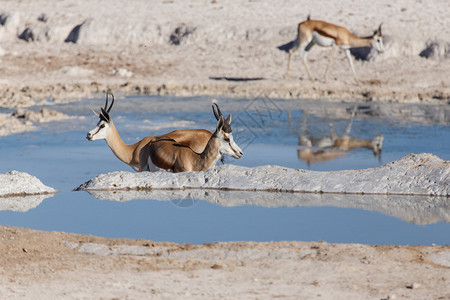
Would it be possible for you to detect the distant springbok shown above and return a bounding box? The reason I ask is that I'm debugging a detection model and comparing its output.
[146,104,243,173]
[281,15,384,82]
[87,92,213,171]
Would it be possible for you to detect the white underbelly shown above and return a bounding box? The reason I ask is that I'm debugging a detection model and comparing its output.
[312,32,335,47]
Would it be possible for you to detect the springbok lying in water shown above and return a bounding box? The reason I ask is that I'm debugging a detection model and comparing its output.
[146,103,243,173]
[86,91,213,171]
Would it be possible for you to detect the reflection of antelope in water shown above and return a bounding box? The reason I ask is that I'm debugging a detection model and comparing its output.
[289,108,384,165]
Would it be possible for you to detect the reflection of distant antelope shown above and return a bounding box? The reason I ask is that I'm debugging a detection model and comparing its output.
[326,110,384,155]
[296,147,348,165]
[288,108,384,165]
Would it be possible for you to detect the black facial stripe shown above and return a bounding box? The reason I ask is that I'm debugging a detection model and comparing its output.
[91,127,101,137]
[228,142,239,155]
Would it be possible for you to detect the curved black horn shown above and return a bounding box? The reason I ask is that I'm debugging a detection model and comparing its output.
[107,91,115,113]
[378,23,383,35]
[216,114,224,130]
[216,103,223,117]
[212,103,222,120]
[104,91,109,111]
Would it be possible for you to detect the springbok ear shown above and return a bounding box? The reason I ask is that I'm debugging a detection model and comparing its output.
[92,108,100,118]
[225,114,232,124]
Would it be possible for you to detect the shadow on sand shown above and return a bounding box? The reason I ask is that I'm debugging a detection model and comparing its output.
[209,76,265,82]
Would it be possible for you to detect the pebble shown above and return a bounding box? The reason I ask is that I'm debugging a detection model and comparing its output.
[407,282,421,289]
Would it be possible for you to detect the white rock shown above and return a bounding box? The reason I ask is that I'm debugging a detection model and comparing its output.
[411,283,421,289]
[2,12,21,34]
[111,68,133,78]
[58,66,94,77]
[76,153,450,196]
[428,251,450,267]
[0,170,57,197]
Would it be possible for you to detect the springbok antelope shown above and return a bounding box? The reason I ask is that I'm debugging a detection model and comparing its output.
[86,92,213,172]
[146,104,243,173]
[283,16,384,82]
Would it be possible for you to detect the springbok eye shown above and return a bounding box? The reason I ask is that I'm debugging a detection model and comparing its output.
[224,137,230,142]
[100,124,106,129]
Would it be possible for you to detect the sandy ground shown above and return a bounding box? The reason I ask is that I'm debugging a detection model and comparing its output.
[1,226,449,299]
[0,0,449,109]
[0,108,78,136]
[1,0,450,298]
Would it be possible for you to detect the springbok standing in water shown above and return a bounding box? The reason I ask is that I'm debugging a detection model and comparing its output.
[282,16,384,82]
[146,104,243,173]
[86,91,213,171]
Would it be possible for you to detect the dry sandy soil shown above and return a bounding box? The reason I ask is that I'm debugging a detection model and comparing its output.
[1,226,449,299]
[0,0,449,108]
[0,0,449,298]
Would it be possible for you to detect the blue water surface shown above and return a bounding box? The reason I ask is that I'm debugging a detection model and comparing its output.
[0,95,449,245]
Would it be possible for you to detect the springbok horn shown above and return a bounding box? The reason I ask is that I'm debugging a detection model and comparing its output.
[92,108,100,118]
[212,103,221,120]
[107,92,115,113]
[216,103,223,117]
[213,103,223,118]
[104,91,109,112]
[216,114,224,130]
[100,107,110,122]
